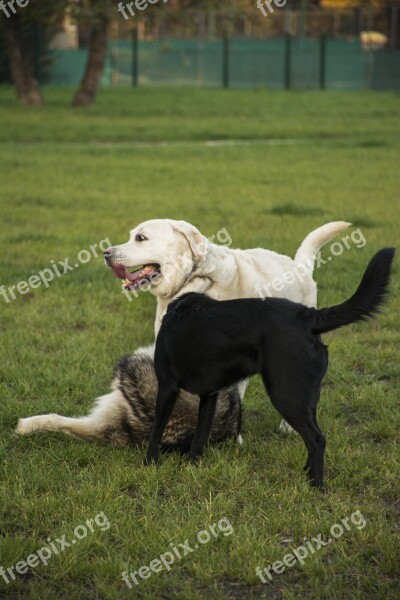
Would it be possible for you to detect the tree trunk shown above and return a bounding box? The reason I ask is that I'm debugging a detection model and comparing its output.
[2,18,43,106]
[73,17,108,107]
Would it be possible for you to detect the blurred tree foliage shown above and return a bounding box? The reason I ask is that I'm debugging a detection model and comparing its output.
[0,0,68,104]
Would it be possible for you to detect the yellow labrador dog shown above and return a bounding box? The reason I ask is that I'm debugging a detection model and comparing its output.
[104,219,350,334]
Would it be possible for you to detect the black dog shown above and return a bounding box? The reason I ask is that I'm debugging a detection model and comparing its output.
[146,248,394,487]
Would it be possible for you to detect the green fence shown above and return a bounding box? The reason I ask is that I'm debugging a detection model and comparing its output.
[47,37,400,90]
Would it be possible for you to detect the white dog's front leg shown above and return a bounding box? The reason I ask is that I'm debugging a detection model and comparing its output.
[279,420,294,434]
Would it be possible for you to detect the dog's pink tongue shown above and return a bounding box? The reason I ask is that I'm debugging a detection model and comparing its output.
[111,263,146,283]
[126,269,145,283]
[110,264,128,280]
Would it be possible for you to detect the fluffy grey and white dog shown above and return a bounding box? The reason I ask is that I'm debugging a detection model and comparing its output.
[16,345,244,448]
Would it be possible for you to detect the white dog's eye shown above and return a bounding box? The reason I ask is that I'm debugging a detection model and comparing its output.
[135,233,148,242]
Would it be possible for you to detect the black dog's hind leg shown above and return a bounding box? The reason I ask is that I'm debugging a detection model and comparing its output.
[303,406,322,473]
[263,377,326,487]
[287,406,325,487]
[188,393,218,462]
[145,384,179,465]
[278,400,325,487]
[304,414,325,488]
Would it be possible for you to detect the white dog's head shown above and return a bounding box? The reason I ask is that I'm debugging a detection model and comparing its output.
[104,219,209,298]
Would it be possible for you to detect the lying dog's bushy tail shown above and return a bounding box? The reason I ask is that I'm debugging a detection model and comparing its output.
[313,248,395,335]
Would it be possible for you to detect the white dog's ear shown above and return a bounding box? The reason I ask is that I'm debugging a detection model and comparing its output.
[171,221,208,261]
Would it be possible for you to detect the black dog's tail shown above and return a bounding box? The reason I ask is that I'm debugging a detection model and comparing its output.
[313,248,395,335]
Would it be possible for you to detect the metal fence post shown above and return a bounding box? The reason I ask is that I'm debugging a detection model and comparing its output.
[390,4,398,49]
[222,35,230,89]
[34,24,41,83]
[284,33,291,89]
[132,28,139,87]
[319,35,326,89]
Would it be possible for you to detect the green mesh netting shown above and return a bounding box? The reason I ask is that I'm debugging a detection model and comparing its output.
[44,38,400,90]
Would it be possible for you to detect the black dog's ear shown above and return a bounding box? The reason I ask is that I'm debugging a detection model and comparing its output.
[171,221,208,261]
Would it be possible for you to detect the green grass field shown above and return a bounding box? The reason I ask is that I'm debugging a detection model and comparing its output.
[0,87,399,600]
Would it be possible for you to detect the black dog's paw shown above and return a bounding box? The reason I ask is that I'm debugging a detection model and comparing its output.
[143,453,158,466]
[308,476,325,489]
[187,450,203,464]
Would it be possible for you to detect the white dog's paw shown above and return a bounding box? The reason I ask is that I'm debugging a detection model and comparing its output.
[15,417,40,435]
[236,379,249,400]
[16,418,30,435]
[279,419,295,434]
[237,434,243,445]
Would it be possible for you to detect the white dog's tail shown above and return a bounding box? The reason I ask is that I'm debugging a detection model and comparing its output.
[294,221,351,273]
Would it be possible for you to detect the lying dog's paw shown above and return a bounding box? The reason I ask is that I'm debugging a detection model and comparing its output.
[15,418,32,435]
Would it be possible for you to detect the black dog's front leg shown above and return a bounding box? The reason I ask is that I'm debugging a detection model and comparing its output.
[145,386,179,465]
[188,393,217,462]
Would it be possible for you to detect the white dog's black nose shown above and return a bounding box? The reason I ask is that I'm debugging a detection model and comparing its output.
[104,247,115,265]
